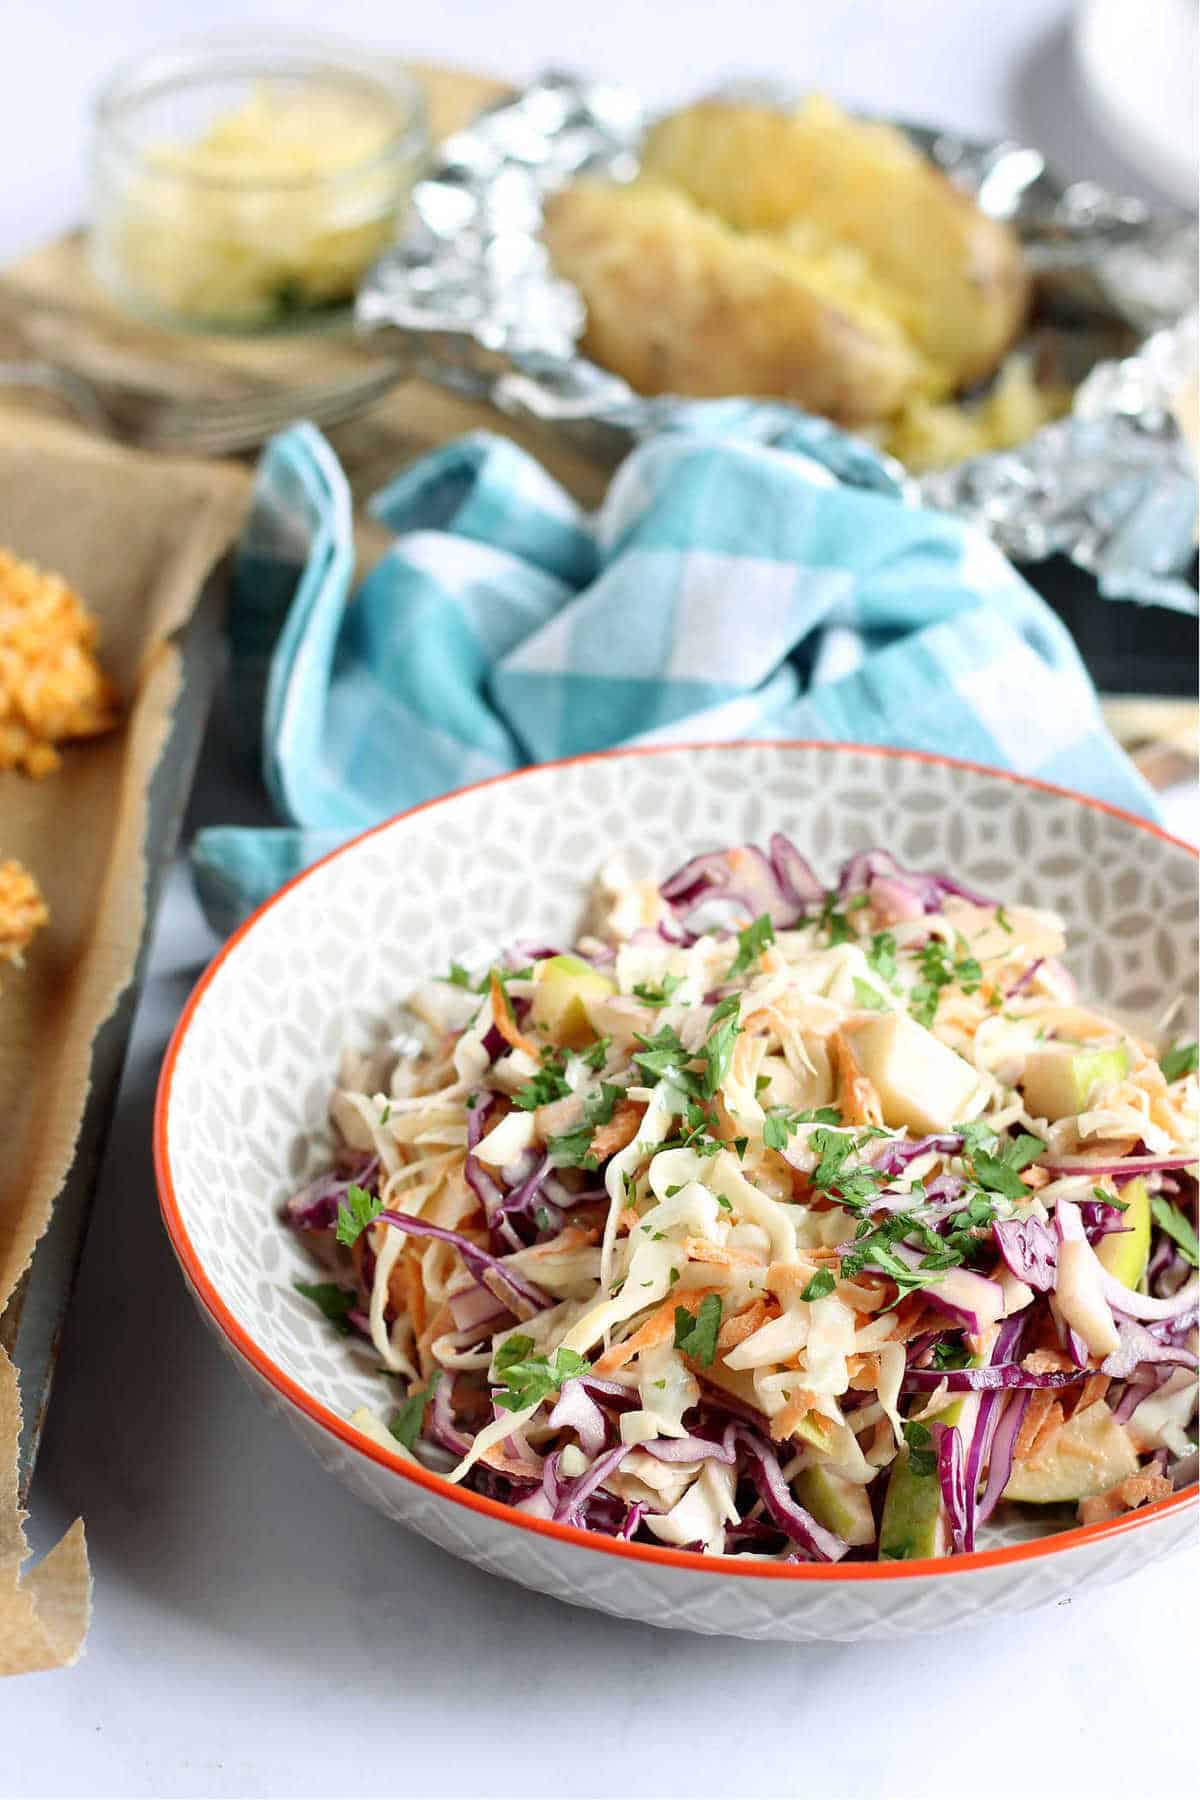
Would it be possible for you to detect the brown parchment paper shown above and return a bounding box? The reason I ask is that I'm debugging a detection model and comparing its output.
[0,409,246,1671]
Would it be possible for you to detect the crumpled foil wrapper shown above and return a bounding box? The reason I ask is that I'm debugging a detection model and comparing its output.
[358,71,1198,611]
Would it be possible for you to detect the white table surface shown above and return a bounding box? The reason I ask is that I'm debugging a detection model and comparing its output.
[7,3,1197,1795]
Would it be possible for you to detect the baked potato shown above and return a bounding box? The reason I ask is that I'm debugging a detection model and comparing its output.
[542,178,927,424]
[640,97,1030,391]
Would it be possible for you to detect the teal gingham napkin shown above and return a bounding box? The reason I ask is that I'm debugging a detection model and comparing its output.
[193,407,1158,937]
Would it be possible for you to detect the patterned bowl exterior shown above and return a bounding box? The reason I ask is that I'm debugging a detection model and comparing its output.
[156,743,1199,1641]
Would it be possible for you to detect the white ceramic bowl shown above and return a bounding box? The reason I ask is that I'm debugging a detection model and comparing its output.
[156,743,1198,1642]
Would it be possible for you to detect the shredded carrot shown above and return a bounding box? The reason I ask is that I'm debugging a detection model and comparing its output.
[844,1274,892,1313]
[588,1097,645,1161]
[480,1442,543,1479]
[615,1206,641,1234]
[1014,1389,1058,1460]
[716,1298,773,1350]
[489,970,539,1058]
[1022,1348,1076,1374]
[765,1260,820,1295]
[1075,1373,1110,1415]
[592,1285,722,1375]
[529,1224,598,1258]
[891,1296,954,1343]
[387,1254,427,1340]
[846,1352,881,1388]
[1079,1470,1173,1526]
[829,1029,884,1127]
[771,1390,820,1441]
[1027,1399,1065,1459]
[415,1301,454,1377]
[740,1006,775,1037]
[684,1236,763,1270]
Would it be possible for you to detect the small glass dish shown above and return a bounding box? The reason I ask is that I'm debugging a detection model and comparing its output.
[90,33,429,334]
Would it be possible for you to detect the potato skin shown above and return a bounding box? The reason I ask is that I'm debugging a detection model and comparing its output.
[641,99,1031,389]
[542,180,925,424]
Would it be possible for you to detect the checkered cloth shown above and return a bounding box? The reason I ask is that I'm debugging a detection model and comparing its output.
[193,409,1157,937]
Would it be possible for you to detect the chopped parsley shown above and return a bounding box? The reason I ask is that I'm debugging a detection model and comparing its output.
[293,1280,356,1334]
[1161,1041,1198,1083]
[939,1191,1000,1261]
[513,1045,572,1111]
[970,1158,1021,1201]
[956,1119,999,1157]
[840,1211,944,1293]
[818,890,869,946]
[389,1369,443,1450]
[866,930,901,991]
[632,1022,695,1088]
[807,1126,888,1207]
[492,1337,589,1412]
[335,1183,382,1247]
[971,1132,1045,1200]
[632,972,685,1008]
[579,1034,612,1072]
[910,937,982,1029]
[701,994,742,1098]
[852,977,890,1012]
[1151,1196,1199,1268]
[659,1098,723,1158]
[439,960,531,995]
[931,1335,973,1370]
[801,1269,836,1302]
[762,1104,841,1151]
[727,912,775,978]
[673,1293,723,1366]
[547,1082,624,1169]
[903,1419,937,1478]
[994,906,1013,933]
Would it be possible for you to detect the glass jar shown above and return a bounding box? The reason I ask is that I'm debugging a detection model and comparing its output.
[90,33,429,333]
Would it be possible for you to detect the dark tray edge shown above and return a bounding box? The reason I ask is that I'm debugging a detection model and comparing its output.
[2,560,229,1503]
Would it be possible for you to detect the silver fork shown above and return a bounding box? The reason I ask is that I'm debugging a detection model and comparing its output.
[0,355,410,456]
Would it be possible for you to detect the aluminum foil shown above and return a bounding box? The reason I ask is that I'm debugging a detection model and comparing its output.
[357,71,1198,611]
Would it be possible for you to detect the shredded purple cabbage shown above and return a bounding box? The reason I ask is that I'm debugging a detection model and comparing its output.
[722,1423,849,1562]
[284,840,1197,1566]
[933,1422,969,1555]
[994,1215,1058,1293]
[377,1209,551,1317]
[285,1156,379,1231]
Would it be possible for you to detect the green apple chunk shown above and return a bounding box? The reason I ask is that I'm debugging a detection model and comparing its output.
[1021,1042,1129,1122]
[1096,1177,1151,1290]
[1003,1400,1138,1504]
[844,1010,982,1134]
[529,955,616,1048]
[878,1393,979,1560]
[793,1466,876,1547]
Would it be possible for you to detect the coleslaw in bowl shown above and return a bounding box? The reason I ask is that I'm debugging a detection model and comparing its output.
[156,742,1199,1638]
[289,836,1198,1565]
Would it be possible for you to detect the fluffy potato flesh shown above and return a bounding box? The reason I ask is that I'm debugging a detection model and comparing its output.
[640,97,1030,390]
[542,178,925,423]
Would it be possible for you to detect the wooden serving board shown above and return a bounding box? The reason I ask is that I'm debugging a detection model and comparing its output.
[0,63,611,513]
[0,60,1193,774]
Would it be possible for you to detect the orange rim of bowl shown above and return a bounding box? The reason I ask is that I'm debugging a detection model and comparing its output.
[155,741,1200,1582]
